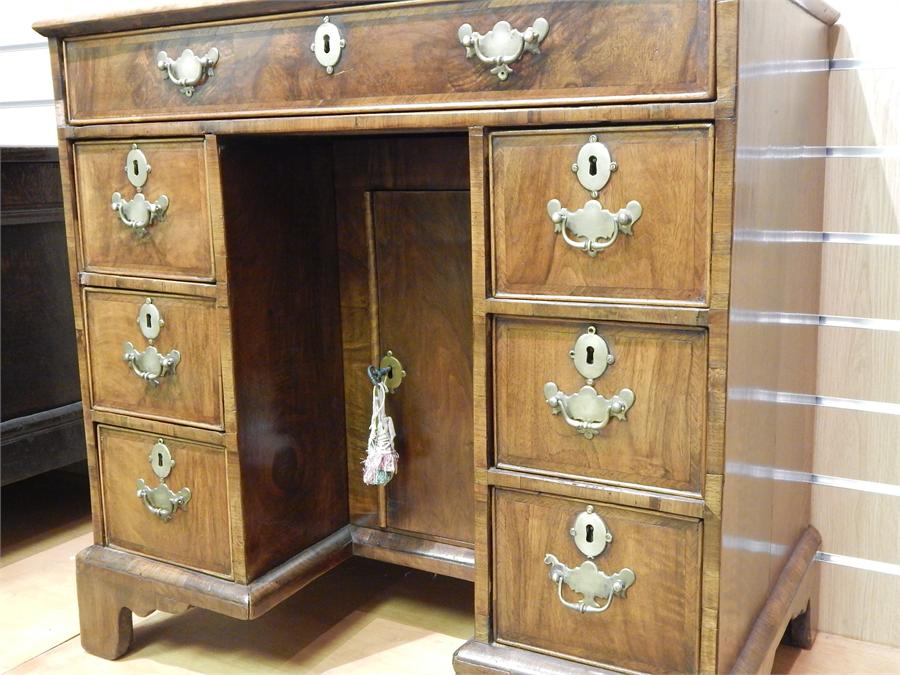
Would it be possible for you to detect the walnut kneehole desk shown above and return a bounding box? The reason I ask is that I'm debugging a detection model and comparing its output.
[34,0,839,672]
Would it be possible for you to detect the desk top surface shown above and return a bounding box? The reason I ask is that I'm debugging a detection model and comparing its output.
[34,0,838,39]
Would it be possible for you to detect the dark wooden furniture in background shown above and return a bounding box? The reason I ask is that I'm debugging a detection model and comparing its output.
[34,0,839,672]
[1,147,85,485]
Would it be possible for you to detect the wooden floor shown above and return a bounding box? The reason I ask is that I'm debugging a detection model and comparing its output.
[2,469,898,673]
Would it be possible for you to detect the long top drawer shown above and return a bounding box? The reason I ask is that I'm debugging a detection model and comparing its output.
[61,0,714,124]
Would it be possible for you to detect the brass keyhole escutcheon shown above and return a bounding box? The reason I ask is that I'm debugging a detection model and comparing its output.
[570,505,612,559]
[311,16,345,74]
[149,439,175,480]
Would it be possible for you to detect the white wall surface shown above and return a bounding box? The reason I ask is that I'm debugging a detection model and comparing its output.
[0,1,164,145]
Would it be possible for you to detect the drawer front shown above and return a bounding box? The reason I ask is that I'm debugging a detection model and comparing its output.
[495,318,706,493]
[492,125,713,304]
[99,425,231,576]
[74,140,214,281]
[64,0,713,124]
[494,489,701,673]
[85,289,224,429]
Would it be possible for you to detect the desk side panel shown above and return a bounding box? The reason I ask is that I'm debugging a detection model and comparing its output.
[718,0,831,670]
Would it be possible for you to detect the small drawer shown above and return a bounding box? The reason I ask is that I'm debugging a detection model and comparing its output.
[491,125,713,304]
[64,0,713,124]
[494,489,701,673]
[74,139,215,281]
[494,318,706,493]
[98,425,231,577]
[84,288,224,429]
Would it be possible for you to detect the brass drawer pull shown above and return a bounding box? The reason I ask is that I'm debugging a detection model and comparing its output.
[548,198,641,257]
[123,342,181,384]
[122,298,181,385]
[136,439,191,522]
[157,47,219,96]
[544,506,635,614]
[111,144,169,237]
[548,135,643,257]
[458,18,549,81]
[111,192,169,235]
[544,555,635,614]
[543,327,634,439]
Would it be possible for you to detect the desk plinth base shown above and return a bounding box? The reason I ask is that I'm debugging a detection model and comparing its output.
[454,526,821,675]
[75,526,352,660]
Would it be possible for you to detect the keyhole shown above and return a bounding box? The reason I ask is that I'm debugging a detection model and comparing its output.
[157,452,163,468]
[132,159,139,177]
[589,155,598,176]
[145,313,153,329]
[585,524,594,543]
[323,33,331,53]
[586,346,595,365]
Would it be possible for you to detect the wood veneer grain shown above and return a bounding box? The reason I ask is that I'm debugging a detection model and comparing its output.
[58,0,713,124]
[494,317,707,494]
[219,136,349,581]
[493,489,702,673]
[73,140,215,281]
[333,135,471,538]
[491,125,713,305]
[98,425,231,577]
[83,288,224,429]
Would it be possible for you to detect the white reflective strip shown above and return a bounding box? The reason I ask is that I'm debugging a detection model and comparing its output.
[737,58,898,77]
[729,389,900,416]
[729,310,900,333]
[0,42,46,53]
[725,462,900,497]
[739,58,829,77]
[827,146,900,158]
[722,535,789,557]
[733,230,900,246]
[0,99,54,109]
[816,552,900,577]
[736,146,900,159]
[830,58,900,71]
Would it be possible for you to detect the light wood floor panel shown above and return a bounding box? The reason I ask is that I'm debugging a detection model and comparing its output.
[819,245,900,320]
[826,70,900,147]
[813,409,900,485]
[813,487,900,562]
[823,158,900,235]
[774,631,900,673]
[816,564,900,648]
[0,531,89,671]
[816,326,900,403]
[816,2,900,647]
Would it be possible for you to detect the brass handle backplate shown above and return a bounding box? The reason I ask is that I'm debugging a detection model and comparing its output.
[543,326,635,439]
[157,47,219,96]
[122,298,180,386]
[458,17,549,81]
[136,439,191,522]
[544,554,635,614]
[544,506,635,614]
[111,144,169,238]
[548,136,643,257]
[137,479,191,522]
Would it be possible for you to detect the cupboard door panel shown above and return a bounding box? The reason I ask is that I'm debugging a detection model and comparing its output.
[374,190,474,545]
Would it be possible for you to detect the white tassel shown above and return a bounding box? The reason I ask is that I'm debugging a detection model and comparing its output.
[363,382,398,486]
